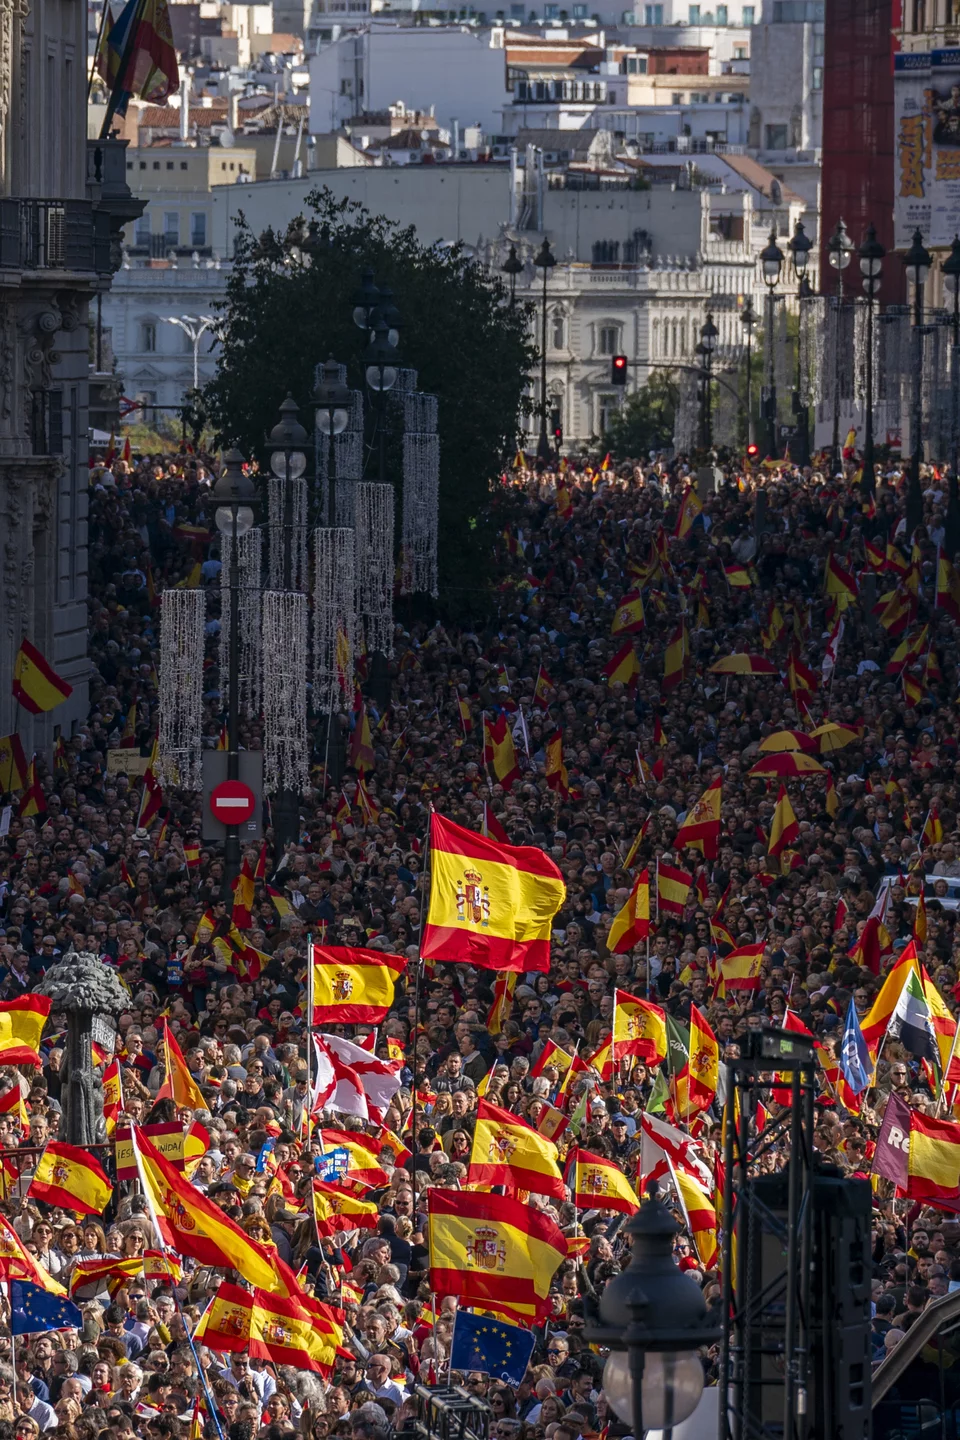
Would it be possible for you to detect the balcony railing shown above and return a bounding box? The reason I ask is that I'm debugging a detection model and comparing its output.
[0,198,111,273]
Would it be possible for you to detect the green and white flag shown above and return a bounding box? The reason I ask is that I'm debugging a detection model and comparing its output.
[887,966,939,1068]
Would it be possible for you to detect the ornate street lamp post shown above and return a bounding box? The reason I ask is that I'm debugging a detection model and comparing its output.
[501,243,523,307]
[740,296,758,447]
[534,238,556,463]
[699,313,718,450]
[827,218,854,473]
[788,219,813,468]
[586,1188,721,1439]
[210,449,258,896]
[903,228,932,536]
[760,230,784,461]
[858,223,885,497]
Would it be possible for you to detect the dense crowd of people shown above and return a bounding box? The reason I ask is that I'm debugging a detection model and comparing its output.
[0,442,957,1440]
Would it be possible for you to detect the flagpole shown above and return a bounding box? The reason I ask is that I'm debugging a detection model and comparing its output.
[8,1283,16,1407]
[306,931,313,1117]
[410,812,433,1165]
[99,0,150,138]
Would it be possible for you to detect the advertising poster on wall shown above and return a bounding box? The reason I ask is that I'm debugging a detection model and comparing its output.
[894,50,960,247]
[894,51,932,249]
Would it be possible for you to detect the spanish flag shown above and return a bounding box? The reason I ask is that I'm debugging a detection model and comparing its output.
[12,639,73,714]
[231,853,255,930]
[67,1256,145,1297]
[824,551,859,608]
[458,695,473,735]
[544,729,569,797]
[266,884,293,919]
[709,654,779,676]
[17,757,45,818]
[768,785,799,859]
[156,1020,205,1110]
[607,868,651,953]
[0,734,27,794]
[0,996,51,1066]
[0,1085,28,1129]
[723,563,754,588]
[468,1099,565,1200]
[623,817,650,871]
[565,1147,638,1214]
[657,862,692,915]
[249,1289,339,1375]
[533,667,556,710]
[611,591,645,636]
[530,1037,574,1080]
[103,1059,122,1136]
[603,641,641,689]
[487,972,517,1036]
[311,945,407,1024]
[316,1128,389,1187]
[719,942,764,993]
[922,804,943,848]
[786,649,818,694]
[423,812,565,973]
[0,1215,66,1294]
[673,1005,718,1119]
[937,556,960,621]
[193,1281,252,1353]
[349,701,375,775]
[27,1142,113,1216]
[131,1127,284,1294]
[613,989,667,1066]
[674,487,703,541]
[427,1188,567,1321]
[674,777,722,860]
[673,1169,718,1269]
[483,713,520,790]
[662,621,689,692]
[906,1110,960,1202]
[555,480,572,518]
[312,1181,379,1238]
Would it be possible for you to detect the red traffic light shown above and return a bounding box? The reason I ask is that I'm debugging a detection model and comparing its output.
[746,443,759,458]
[611,354,628,386]
[613,355,627,372]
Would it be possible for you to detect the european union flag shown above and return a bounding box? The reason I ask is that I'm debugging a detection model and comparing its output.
[449,1309,536,1386]
[10,1281,83,1336]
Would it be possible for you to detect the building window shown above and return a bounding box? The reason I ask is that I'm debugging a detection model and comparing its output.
[644,1,663,17]
[134,214,151,245]
[163,211,179,245]
[742,3,754,17]
[597,392,620,433]
[812,65,823,89]
[544,3,559,15]
[734,42,747,56]
[672,92,683,103]
[181,160,189,169]
[152,161,160,170]
[141,322,157,353]
[716,3,727,18]
[191,212,207,247]
[765,123,789,149]
[573,2,587,13]
[688,3,700,18]
[166,161,174,170]
[598,324,620,354]
[552,315,565,349]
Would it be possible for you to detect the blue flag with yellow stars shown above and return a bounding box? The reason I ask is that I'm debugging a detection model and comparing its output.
[450,1309,536,1386]
[10,1281,83,1336]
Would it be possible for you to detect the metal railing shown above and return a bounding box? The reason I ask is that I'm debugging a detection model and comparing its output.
[0,198,111,273]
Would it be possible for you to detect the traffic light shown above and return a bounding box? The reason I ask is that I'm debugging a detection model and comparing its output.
[551,410,563,447]
[746,442,759,460]
[611,354,628,386]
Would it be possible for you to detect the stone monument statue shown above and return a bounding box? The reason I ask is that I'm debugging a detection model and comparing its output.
[37,949,128,1146]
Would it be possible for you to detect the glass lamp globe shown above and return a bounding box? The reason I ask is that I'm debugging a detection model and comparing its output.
[366,364,398,392]
[316,407,349,435]
[215,505,254,538]
[602,1349,705,1430]
[269,450,307,479]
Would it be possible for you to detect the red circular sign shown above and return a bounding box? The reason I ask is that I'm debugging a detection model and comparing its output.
[210,779,256,825]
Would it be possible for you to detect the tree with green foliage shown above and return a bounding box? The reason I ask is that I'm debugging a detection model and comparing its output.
[203,189,535,617]
[602,371,678,461]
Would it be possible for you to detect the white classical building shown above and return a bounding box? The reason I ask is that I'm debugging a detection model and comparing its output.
[0,0,139,749]
[105,263,228,418]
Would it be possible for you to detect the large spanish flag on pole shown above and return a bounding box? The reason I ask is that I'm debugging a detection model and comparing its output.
[565,1147,638,1214]
[427,1188,567,1321]
[673,777,722,859]
[131,1127,283,1293]
[672,1005,719,1120]
[767,785,799,859]
[312,1181,379,1238]
[719,942,765,994]
[27,1142,112,1216]
[423,812,565,973]
[249,1289,339,1375]
[483,713,520,790]
[12,640,73,714]
[906,1109,960,1202]
[156,1020,205,1110]
[467,1100,565,1200]
[672,1168,719,1269]
[192,1281,252,1353]
[656,863,692,915]
[0,997,51,1066]
[310,946,407,1024]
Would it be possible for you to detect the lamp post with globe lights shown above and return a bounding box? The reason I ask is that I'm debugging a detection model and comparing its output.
[826,218,854,473]
[760,230,784,460]
[942,236,960,499]
[586,1187,720,1440]
[740,297,758,447]
[534,238,556,463]
[787,220,813,468]
[210,449,258,896]
[903,228,932,536]
[858,223,885,496]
